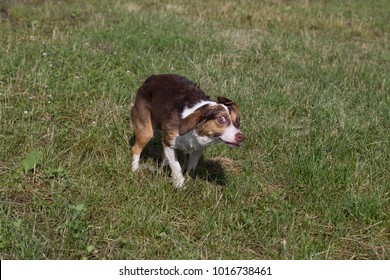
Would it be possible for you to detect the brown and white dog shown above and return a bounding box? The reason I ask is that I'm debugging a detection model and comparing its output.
[130,74,244,188]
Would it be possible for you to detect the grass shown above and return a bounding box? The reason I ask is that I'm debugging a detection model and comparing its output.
[0,0,389,259]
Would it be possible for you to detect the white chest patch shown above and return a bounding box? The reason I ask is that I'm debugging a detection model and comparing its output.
[173,130,218,153]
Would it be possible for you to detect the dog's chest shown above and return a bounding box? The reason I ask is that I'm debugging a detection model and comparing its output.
[173,131,217,153]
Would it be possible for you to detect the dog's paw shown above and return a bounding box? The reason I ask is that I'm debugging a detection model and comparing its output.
[131,164,139,172]
[131,155,140,172]
[173,176,185,188]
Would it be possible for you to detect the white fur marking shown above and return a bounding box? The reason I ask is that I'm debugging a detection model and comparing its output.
[181,100,217,119]
[132,154,140,171]
[161,156,169,167]
[219,123,241,145]
[164,146,185,188]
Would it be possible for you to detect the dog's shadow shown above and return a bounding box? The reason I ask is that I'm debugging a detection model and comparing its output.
[129,133,227,186]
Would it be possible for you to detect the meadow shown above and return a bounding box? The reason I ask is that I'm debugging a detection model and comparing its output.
[0,0,389,259]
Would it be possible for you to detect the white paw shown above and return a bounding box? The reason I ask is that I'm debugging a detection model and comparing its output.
[132,155,140,172]
[131,165,139,172]
[173,176,185,188]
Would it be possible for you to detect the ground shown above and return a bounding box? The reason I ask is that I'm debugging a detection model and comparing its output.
[0,0,389,259]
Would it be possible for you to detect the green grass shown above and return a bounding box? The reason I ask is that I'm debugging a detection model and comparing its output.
[1,0,389,259]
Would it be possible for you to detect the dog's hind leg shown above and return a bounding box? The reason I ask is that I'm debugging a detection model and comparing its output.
[131,104,154,172]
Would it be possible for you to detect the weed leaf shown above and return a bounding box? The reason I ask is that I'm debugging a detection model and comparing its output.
[69,203,86,212]
[21,151,43,173]
[87,245,95,253]
[13,219,22,229]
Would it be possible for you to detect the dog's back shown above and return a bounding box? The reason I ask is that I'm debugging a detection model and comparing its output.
[132,74,211,131]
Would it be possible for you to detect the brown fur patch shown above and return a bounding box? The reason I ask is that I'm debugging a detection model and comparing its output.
[179,110,203,136]
[162,128,180,147]
[229,106,241,128]
[131,97,154,155]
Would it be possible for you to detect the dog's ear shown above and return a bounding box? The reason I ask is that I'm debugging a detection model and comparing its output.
[179,111,203,136]
[217,96,239,111]
[217,96,235,106]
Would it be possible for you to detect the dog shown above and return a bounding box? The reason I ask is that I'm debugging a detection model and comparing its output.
[130,74,244,188]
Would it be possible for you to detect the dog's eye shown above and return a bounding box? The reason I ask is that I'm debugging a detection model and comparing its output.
[217,116,227,124]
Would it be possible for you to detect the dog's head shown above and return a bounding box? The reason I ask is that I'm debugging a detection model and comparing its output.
[179,97,244,147]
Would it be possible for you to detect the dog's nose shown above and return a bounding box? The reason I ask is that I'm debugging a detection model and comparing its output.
[236,132,244,143]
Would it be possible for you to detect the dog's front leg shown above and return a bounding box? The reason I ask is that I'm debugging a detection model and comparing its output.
[163,146,185,188]
[188,149,204,178]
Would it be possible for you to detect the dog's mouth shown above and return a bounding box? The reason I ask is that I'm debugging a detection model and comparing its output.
[218,138,242,147]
